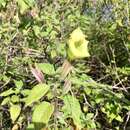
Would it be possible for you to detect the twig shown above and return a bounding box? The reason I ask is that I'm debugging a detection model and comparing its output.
[124,111,130,130]
[83,94,93,108]
[93,109,98,120]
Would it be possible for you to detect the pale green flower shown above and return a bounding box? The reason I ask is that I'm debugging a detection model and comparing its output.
[67,28,90,60]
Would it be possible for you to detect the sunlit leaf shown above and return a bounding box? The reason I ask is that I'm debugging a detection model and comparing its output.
[116,115,123,122]
[0,0,6,7]
[1,97,10,105]
[116,19,123,27]
[10,104,21,122]
[24,0,35,7]
[0,89,15,97]
[37,63,55,75]
[11,95,19,103]
[26,123,35,130]
[12,124,19,130]
[86,113,94,120]
[17,0,29,14]
[17,0,36,14]
[33,25,41,37]
[62,95,83,129]
[32,102,54,124]
[20,89,31,96]
[14,80,23,89]
[25,84,50,106]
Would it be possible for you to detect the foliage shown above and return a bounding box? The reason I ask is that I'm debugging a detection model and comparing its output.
[32,101,54,129]
[0,0,130,130]
[10,104,21,122]
[61,95,83,129]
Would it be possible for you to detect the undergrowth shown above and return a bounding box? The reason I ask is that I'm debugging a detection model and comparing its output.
[0,0,130,130]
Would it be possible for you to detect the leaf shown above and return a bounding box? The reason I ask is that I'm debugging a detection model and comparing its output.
[21,89,31,96]
[56,43,66,56]
[109,113,116,121]
[116,19,123,27]
[0,0,6,7]
[31,66,44,83]
[37,63,55,75]
[1,97,10,105]
[88,121,96,129]
[11,95,19,103]
[63,79,71,94]
[33,25,41,37]
[10,104,21,122]
[86,113,94,120]
[14,80,23,89]
[62,95,83,129]
[0,88,15,97]
[109,23,117,31]
[61,60,73,80]
[115,115,123,122]
[17,0,29,14]
[116,67,130,75]
[24,0,35,7]
[25,84,50,106]
[32,102,54,124]
[17,0,35,14]
[26,123,35,130]
[12,124,19,130]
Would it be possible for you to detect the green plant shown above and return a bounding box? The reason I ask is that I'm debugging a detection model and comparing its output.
[0,0,130,130]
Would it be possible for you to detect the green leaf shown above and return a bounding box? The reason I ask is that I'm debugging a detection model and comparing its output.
[32,102,54,124]
[24,0,35,7]
[25,84,50,106]
[56,43,66,56]
[115,115,123,122]
[62,95,83,129]
[109,113,116,120]
[1,97,10,105]
[86,113,94,120]
[88,121,96,129]
[0,88,15,97]
[17,0,29,14]
[11,95,19,103]
[26,123,35,130]
[17,0,35,14]
[37,63,55,75]
[116,67,130,75]
[14,80,23,90]
[0,0,6,7]
[10,104,21,122]
[21,89,31,96]
[33,25,41,37]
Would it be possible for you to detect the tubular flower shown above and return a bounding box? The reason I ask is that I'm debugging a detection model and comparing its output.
[67,28,90,60]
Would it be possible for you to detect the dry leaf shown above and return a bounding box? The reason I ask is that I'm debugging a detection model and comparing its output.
[63,79,71,94]
[31,66,44,83]
[61,60,73,80]
[12,124,19,130]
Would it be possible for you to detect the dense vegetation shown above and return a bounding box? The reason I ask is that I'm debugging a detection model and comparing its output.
[0,0,130,130]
